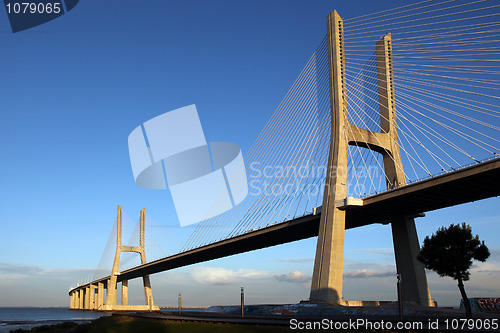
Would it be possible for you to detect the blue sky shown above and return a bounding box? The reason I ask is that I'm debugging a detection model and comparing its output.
[0,0,499,308]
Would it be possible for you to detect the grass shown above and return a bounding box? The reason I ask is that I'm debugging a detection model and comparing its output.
[10,315,378,333]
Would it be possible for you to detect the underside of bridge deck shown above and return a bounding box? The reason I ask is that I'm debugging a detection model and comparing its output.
[347,157,500,228]
[70,158,500,293]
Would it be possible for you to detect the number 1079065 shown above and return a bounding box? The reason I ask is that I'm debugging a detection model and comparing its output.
[6,2,62,14]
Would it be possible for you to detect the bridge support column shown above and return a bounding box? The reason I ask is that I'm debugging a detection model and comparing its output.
[90,285,97,310]
[143,276,153,307]
[375,33,431,306]
[88,286,93,310]
[78,289,84,309]
[101,206,157,311]
[392,217,432,305]
[122,280,128,306]
[84,286,90,310]
[106,277,117,307]
[310,10,348,304]
[96,282,104,310]
[310,11,432,306]
[73,292,78,309]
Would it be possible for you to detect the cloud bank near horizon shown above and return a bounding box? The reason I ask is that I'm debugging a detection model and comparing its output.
[1,247,499,308]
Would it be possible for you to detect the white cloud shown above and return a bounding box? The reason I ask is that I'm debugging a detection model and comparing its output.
[357,248,394,256]
[274,270,311,283]
[190,267,270,285]
[0,262,95,282]
[344,269,396,278]
[476,261,500,274]
[274,271,312,289]
[274,258,314,263]
[0,262,44,276]
[487,248,500,261]
[0,262,98,307]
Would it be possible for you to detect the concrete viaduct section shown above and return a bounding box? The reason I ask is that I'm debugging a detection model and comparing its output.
[69,158,499,308]
[69,207,159,311]
[70,281,106,311]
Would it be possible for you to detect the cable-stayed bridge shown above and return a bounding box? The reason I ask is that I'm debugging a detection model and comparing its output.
[70,1,500,311]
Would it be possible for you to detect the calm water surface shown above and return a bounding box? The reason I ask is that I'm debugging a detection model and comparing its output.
[0,307,107,332]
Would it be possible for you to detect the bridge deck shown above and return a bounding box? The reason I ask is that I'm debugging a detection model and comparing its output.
[70,158,500,293]
[348,157,500,228]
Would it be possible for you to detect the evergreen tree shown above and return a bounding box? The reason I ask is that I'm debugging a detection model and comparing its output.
[418,223,490,318]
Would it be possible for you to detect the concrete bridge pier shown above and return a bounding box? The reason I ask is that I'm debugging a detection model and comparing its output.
[392,216,432,306]
[122,280,128,306]
[85,286,91,310]
[69,291,76,309]
[105,277,118,308]
[90,284,97,310]
[98,206,159,311]
[78,289,84,309]
[376,32,432,306]
[72,291,79,310]
[97,282,104,309]
[310,10,431,306]
[309,9,349,306]
[142,273,154,306]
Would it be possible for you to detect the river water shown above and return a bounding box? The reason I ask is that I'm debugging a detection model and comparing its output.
[0,308,107,332]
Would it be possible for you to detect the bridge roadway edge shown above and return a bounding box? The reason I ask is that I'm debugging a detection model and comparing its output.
[69,157,500,294]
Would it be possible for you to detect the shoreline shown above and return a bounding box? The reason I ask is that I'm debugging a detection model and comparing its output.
[2,303,498,333]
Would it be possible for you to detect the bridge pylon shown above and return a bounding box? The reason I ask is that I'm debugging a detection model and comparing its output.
[310,10,432,306]
[100,206,159,311]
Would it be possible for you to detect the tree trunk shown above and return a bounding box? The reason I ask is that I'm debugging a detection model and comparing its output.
[457,275,472,319]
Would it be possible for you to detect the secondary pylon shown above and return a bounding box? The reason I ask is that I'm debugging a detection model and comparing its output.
[310,10,432,306]
[100,205,159,311]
